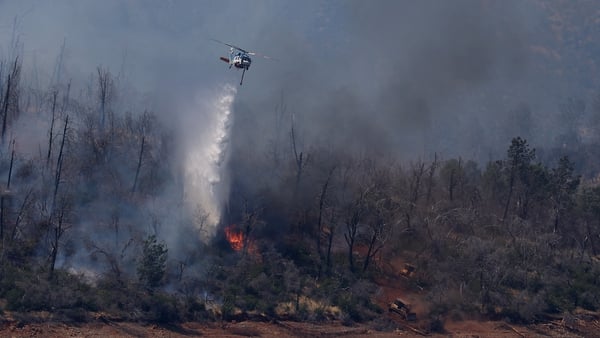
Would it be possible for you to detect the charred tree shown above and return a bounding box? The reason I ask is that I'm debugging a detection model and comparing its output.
[1,56,21,144]
[317,165,335,268]
[132,135,145,194]
[240,201,261,258]
[425,153,438,204]
[325,211,337,274]
[363,197,393,272]
[46,90,58,167]
[405,161,425,229]
[53,116,68,206]
[290,114,306,197]
[48,116,70,280]
[97,67,113,131]
[0,140,15,242]
[10,189,32,242]
[344,187,368,273]
[49,200,70,280]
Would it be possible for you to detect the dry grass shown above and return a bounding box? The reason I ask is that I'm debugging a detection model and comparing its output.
[275,296,341,319]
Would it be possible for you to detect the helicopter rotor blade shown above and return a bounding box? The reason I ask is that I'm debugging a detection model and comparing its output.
[209,38,248,53]
[247,52,278,61]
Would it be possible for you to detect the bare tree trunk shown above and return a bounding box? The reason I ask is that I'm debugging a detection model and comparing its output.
[0,140,15,241]
[47,90,58,167]
[90,243,125,282]
[52,38,66,85]
[132,136,145,194]
[406,162,425,229]
[363,231,378,272]
[363,202,390,272]
[344,220,358,273]
[502,171,515,222]
[241,202,258,258]
[0,61,4,99]
[48,116,69,280]
[326,221,335,274]
[317,166,335,263]
[48,206,66,280]
[345,190,367,273]
[289,115,309,235]
[53,116,68,208]
[97,67,112,130]
[1,57,20,145]
[426,153,438,204]
[62,80,71,114]
[448,158,462,201]
[1,74,11,144]
[290,115,305,197]
[11,189,32,241]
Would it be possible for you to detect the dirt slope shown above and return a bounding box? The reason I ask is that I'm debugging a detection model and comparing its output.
[2,318,599,338]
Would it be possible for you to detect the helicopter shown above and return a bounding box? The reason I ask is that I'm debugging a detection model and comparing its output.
[211,39,274,85]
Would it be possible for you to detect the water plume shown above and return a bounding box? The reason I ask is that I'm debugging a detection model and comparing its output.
[182,84,236,239]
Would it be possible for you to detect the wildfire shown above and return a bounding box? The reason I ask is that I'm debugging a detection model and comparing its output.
[225,224,244,251]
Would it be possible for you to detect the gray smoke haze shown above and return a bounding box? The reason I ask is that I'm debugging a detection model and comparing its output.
[0,1,576,158]
[227,0,546,162]
[1,1,597,273]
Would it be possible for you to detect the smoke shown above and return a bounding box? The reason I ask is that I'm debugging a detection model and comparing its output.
[0,0,553,166]
[225,1,535,162]
[0,0,599,274]
[182,84,236,237]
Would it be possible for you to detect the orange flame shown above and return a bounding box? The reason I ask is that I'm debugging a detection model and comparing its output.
[225,224,244,251]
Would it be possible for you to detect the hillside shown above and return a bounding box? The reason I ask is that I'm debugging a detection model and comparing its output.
[2,1,600,337]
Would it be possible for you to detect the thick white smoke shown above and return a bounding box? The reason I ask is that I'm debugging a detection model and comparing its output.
[182,84,236,239]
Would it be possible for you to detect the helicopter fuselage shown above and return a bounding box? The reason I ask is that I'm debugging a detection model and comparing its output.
[232,52,251,70]
[212,39,269,85]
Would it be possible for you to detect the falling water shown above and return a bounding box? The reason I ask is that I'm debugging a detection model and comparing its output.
[183,84,236,239]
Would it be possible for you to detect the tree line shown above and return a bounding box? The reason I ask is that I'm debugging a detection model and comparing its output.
[0,55,599,332]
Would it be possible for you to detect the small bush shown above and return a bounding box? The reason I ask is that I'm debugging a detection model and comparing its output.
[341,313,355,327]
[221,297,236,321]
[183,298,208,321]
[429,317,445,333]
[58,308,89,323]
[141,293,181,323]
[137,235,168,290]
[579,291,599,311]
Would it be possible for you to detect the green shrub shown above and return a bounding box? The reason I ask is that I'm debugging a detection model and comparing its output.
[183,297,208,321]
[141,293,181,323]
[137,235,168,290]
[429,317,445,333]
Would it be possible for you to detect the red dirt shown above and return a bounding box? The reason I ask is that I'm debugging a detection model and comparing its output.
[1,318,597,337]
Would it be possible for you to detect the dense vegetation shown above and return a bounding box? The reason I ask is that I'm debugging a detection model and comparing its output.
[0,52,599,334]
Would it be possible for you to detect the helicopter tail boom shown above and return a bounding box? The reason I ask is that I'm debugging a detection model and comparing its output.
[219,56,230,63]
